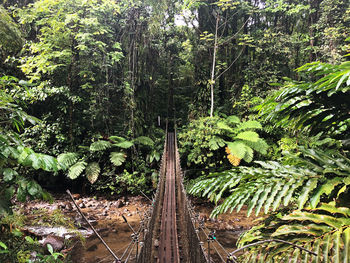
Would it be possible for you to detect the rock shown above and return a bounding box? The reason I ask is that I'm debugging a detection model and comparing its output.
[85,201,95,208]
[30,251,37,261]
[65,203,73,210]
[42,235,64,252]
[154,239,159,247]
[87,244,98,252]
[102,209,108,216]
[72,194,81,199]
[115,200,124,208]
[79,202,86,208]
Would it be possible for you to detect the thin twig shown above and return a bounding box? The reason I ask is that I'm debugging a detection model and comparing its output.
[220,18,250,46]
[229,239,318,256]
[66,190,121,263]
[215,48,244,81]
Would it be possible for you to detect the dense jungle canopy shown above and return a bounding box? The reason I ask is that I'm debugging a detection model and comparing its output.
[0,0,350,262]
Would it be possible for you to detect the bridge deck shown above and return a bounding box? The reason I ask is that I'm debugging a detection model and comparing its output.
[137,131,207,263]
[158,132,180,262]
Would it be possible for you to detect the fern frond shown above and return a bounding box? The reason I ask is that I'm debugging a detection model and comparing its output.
[85,162,100,184]
[236,120,262,131]
[190,148,350,218]
[226,115,241,124]
[57,152,79,170]
[114,141,133,149]
[208,136,225,150]
[235,131,260,142]
[226,141,247,159]
[68,161,86,179]
[110,152,126,166]
[238,203,350,263]
[133,136,154,146]
[90,140,112,152]
[245,139,268,155]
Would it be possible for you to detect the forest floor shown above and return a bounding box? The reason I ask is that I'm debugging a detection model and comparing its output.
[15,193,256,263]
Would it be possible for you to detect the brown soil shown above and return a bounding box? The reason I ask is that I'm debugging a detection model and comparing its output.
[16,194,257,263]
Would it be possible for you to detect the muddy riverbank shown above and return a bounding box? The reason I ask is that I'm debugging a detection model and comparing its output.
[14,194,255,263]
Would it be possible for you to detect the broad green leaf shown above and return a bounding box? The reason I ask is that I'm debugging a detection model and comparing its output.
[0,241,7,250]
[3,168,18,182]
[47,244,53,254]
[27,180,42,196]
[226,115,240,124]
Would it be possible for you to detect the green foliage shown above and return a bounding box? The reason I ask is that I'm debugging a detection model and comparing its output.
[85,162,100,184]
[257,59,350,136]
[109,152,126,167]
[179,116,267,168]
[57,152,79,170]
[57,136,142,183]
[67,161,86,180]
[0,86,57,215]
[237,202,350,262]
[190,147,350,217]
[90,140,112,152]
[0,5,23,55]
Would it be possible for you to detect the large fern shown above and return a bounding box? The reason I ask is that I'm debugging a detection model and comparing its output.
[237,202,350,262]
[190,148,350,217]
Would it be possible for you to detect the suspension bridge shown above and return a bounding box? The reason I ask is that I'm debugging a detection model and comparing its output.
[68,124,236,263]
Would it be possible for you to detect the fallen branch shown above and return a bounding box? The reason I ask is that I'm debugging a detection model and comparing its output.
[229,238,317,257]
[66,190,121,263]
